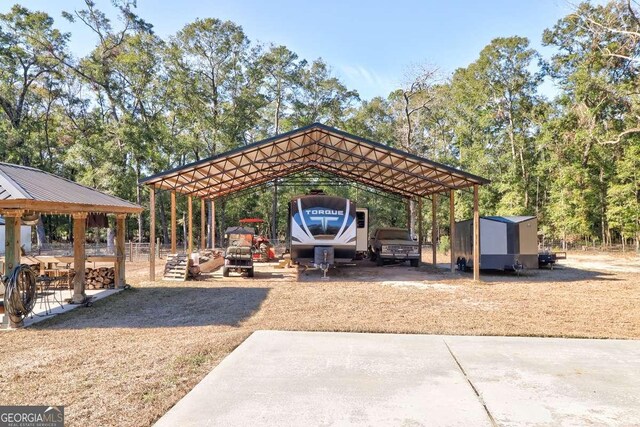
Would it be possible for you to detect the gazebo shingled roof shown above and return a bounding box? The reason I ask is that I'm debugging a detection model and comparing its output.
[0,163,142,214]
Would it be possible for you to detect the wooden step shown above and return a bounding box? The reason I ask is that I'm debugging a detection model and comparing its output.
[163,253,190,281]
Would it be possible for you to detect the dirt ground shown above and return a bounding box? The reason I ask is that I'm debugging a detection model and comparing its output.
[1,251,639,426]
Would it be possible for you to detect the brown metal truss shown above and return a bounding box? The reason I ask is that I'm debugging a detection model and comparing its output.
[140,123,489,199]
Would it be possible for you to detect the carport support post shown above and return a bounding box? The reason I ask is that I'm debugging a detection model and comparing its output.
[432,194,438,265]
[449,189,456,273]
[72,213,88,303]
[210,199,215,249]
[200,198,206,251]
[188,195,193,255]
[115,214,126,288]
[149,187,156,281]
[473,184,480,281]
[170,191,176,254]
[272,179,278,241]
[417,198,423,265]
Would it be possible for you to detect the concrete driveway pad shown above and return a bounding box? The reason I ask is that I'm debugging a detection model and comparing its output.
[154,331,640,426]
[446,336,640,426]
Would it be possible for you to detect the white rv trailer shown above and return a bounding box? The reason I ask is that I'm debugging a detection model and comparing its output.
[289,195,357,268]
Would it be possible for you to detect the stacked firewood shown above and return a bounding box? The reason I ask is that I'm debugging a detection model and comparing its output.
[85,267,115,289]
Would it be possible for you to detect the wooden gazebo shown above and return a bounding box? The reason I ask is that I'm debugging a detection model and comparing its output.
[141,123,489,280]
[0,163,142,326]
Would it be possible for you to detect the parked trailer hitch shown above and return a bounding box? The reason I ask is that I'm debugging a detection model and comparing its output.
[319,249,330,279]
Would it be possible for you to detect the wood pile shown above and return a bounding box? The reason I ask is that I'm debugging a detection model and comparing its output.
[85,267,115,289]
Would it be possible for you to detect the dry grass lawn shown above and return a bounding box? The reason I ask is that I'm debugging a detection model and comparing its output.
[1,251,639,426]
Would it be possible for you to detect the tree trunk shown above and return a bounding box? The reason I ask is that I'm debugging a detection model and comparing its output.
[403,92,412,151]
[274,80,281,135]
[136,180,143,242]
[107,227,115,252]
[599,166,607,249]
[182,212,187,252]
[36,216,47,250]
[507,106,516,161]
[220,200,226,246]
[409,199,416,238]
[159,192,169,244]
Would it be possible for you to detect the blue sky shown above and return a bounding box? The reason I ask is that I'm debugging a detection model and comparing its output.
[11,0,574,100]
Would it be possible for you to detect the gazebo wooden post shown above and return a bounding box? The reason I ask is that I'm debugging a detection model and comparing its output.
[72,212,88,303]
[200,198,206,251]
[187,195,193,255]
[170,191,176,254]
[149,187,156,281]
[449,189,456,273]
[432,194,438,265]
[416,198,422,265]
[473,184,480,281]
[3,211,22,328]
[3,211,21,275]
[114,214,126,288]
[210,199,215,249]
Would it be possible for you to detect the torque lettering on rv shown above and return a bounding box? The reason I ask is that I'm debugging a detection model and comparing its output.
[304,209,344,215]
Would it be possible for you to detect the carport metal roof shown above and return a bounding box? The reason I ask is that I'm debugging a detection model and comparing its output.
[140,123,489,198]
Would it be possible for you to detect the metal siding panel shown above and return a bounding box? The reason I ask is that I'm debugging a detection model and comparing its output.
[519,219,538,255]
[480,219,507,255]
[509,222,520,255]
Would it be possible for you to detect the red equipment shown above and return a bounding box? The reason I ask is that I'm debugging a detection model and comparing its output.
[239,218,276,261]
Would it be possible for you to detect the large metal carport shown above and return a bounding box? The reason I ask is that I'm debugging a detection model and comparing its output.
[140,123,489,280]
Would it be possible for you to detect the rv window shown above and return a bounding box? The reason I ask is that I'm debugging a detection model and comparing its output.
[356,211,366,228]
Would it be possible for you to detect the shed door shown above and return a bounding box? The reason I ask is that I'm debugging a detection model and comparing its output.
[519,219,538,255]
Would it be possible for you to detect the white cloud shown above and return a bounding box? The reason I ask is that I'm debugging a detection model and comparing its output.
[338,64,398,100]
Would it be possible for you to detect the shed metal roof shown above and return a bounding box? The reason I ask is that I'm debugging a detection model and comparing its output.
[140,123,489,199]
[484,216,536,224]
[0,163,142,214]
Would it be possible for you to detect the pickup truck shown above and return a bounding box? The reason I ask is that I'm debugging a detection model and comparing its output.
[369,228,420,267]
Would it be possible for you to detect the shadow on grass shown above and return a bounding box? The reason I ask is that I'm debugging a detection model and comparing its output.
[298,259,621,284]
[455,265,619,283]
[32,286,270,330]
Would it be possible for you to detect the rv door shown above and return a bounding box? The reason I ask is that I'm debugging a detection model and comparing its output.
[356,208,369,254]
